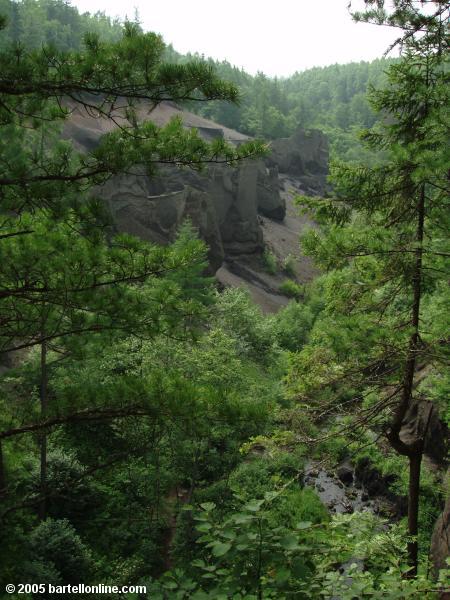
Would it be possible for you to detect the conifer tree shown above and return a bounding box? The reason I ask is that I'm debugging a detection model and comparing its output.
[0,9,263,345]
[292,0,449,575]
[0,5,263,524]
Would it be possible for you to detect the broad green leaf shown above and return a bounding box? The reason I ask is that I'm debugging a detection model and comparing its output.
[243,499,264,512]
[280,534,300,551]
[264,490,278,502]
[196,522,213,532]
[221,529,237,540]
[275,567,291,583]
[212,542,232,557]
[233,513,255,524]
[191,559,206,568]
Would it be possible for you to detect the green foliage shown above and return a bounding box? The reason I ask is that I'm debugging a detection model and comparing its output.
[0,0,124,50]
[0,1,398,166]
[279,279,303,299]
[172,48,393,162]
[417,366,450,428]
[282,254,296,277]
[210,287,276,364]
[270,300,313,351]
[148,505,444,598]
[0,211,211,353]
[0,1,269,590]
[0,2,447,595]
[288,0,449,578]
[262,248,277,275]
[23,518,94,585]
[229,452,301,500]
[173,495,317,598]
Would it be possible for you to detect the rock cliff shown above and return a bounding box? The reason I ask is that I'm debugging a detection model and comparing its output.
[64,102,329,308]
[430,471,449,582]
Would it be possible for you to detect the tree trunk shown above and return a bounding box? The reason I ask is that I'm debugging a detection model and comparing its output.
[38,340,48,521]
[407,453,422,577]
[387,184,426,576]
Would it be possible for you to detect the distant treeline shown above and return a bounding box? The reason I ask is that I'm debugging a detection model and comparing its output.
[0,0,123,49]
[0,0,394,160]
[168,47,393,161]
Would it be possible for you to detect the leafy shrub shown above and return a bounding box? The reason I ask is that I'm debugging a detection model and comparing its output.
[24,519,94,585]
[181,496,317,597]
[229,452,301,501]
[211,287,275,363]
[25,449,102,523]
[271,300,314,351]
[282,254,297,277]
[267,487,329,529]
[239,430,298,456]
[263,249,277,274]
[279,279,303,299]
[313,428,349,463]
[147,503,443,599]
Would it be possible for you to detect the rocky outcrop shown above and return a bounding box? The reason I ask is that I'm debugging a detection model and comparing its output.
[209,161,264,256]
[430,468,450,589]
[400,400,448,466]
[354,456,408,517]
[64,103,329,277]
[256,163,285,221]
[430,476,450,580]
[336,462,354,486]
[267,128,329,194]
[100,176,225,272]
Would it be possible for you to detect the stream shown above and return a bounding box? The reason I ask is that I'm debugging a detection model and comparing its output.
[303,459,400,597]
[304,459,398,517]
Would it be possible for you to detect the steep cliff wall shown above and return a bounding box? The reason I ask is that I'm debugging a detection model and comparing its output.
[63,102,329,307]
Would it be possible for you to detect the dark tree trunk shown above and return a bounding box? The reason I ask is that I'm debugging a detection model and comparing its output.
[407,453,422,577]
[387,184,426,576]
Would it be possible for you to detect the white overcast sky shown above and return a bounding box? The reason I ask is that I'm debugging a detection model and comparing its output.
[70,0,401,77]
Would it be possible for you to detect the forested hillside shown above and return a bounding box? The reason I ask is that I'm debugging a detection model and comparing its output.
[0,0,391,161]
[0,0,123,48]
[171,51,392,162]
[0,1,448,599]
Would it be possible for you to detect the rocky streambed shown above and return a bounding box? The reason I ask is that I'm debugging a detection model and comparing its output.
[304,459,403,518]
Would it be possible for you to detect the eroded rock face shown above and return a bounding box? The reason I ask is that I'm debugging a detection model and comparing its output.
[400,400,448,465]
[101,174,224,272]
[256,163,285,221]
[64,104,329,273]
[430,471,450,579]
[267,128,329,194]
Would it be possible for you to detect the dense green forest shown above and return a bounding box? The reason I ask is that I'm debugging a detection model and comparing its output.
[0,0,392,161]
[0,0,123,48]
[0,1,449,599]
[168,50,392,162]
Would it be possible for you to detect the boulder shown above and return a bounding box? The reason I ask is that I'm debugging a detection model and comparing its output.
[354,457,386,496]
[400,400,449,466]
[268,128,328,175]
[336,462,354,486]
[256,162,286,221]
[430,471,449,581]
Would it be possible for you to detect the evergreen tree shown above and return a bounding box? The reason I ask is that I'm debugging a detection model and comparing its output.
[0,11,263,341]
[0,1,263,546]
[292,0,449,575]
